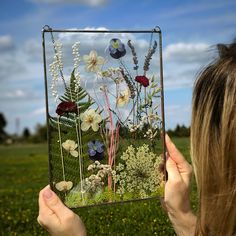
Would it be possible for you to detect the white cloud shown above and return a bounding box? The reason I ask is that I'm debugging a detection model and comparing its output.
[159,1,236,19]
[6,90,26,98]
[164,42,212,64]
[0,52,26,80]
[30,107,46,117]
[24,39,42,61]
[162,42,216,90]
[165,105,190,115]
[165,104,191,129]
[164,67,202,90]
[0,35,14,51]
[28,0,107,6]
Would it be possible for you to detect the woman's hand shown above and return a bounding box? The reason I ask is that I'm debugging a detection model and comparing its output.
[164,134,196,236]
[37,185,86,236]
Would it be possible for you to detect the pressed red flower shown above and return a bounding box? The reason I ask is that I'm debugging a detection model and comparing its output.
[135,75,149,87]
[56,101,77,116]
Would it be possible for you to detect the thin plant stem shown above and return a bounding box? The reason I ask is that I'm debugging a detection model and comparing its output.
[112,123,120,193]
[69,84,84,203]
[119,58,133,81]
[74,114,85,203]
[144,87,148,117]
[104,90,114,190]
[57,116,66,182]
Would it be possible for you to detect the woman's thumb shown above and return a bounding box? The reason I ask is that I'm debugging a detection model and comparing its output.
[42,187,71,217]
[166,155,181,182]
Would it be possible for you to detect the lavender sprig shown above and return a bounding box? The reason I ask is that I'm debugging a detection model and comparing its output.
[127,40,139,70]
[143,40,157,72]
[120,68,136,99]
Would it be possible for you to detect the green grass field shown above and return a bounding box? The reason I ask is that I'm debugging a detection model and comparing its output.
[0,138,197,236]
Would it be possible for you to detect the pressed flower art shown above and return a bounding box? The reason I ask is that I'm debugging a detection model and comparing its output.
[43,26,165,208]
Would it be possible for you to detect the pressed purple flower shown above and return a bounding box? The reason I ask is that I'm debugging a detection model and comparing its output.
[109,38,126,59]
[56,101,77,116]
[87,140,105,161]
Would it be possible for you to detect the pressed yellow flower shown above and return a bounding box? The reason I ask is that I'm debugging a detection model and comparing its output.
[83,50,105,72]
[55,181,73,192]
[62,139,78,157]
[117,89,130,107]
[80,109,102,132]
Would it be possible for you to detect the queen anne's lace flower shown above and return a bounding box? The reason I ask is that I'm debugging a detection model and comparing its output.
[83,50,105,72]
[114,144,163,198]
[80,109,102,132]
[62,139,78,157]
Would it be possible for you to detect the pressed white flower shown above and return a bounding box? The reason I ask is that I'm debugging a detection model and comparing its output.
[117,89,130,107]
[83,50,105,72]
[80,109,102,132]
[62,139,78,157]
[114,144,163,198]
[87,165,94,171]
[94,161,100,165]
[55,181,73,192]
[129,124,140,133]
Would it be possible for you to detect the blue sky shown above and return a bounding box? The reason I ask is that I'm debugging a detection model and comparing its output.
[0,0,236,134]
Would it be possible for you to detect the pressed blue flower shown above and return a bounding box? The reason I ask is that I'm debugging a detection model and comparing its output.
[87,140,105,161]
[109,38,126,59]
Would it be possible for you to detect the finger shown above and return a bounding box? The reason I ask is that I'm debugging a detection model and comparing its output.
[38,186,59,227]
[165,134,188,165]
[38,185,54,216]
[42,186,73,222]
[166,155,181,182]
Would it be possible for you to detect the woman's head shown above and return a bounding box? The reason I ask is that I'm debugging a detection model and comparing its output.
[191,41,236,235]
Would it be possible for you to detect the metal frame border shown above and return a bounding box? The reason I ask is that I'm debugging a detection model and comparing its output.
[41,25,167,208]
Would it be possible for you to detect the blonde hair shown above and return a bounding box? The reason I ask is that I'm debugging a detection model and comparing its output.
[191,42,236,235]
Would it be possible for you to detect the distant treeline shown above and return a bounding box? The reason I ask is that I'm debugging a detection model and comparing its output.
[0,110,190,144]
[167,124,190,137]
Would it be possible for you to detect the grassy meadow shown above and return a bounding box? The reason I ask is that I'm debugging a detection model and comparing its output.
[0,137,197,235]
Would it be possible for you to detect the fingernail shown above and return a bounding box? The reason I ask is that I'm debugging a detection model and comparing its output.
[43,188,53,199]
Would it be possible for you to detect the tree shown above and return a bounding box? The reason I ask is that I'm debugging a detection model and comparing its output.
[32,124,47,143]
[0,113,7,143]
[167,124,190,137]
[22,128,31,139]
